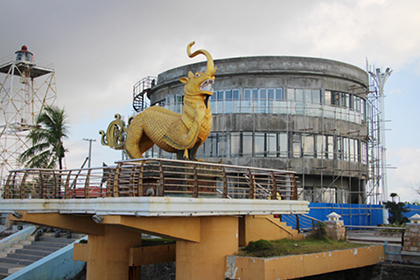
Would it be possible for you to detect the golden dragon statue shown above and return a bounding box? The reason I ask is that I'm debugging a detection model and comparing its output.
[123,41,216,160]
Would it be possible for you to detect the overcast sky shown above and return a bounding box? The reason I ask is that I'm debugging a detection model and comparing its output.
[1,0,420,202]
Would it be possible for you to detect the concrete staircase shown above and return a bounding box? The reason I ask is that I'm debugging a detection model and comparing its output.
[0,231,80,279]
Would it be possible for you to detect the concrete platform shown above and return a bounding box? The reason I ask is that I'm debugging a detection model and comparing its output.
[0,197,309,217]
[347,230,403,245]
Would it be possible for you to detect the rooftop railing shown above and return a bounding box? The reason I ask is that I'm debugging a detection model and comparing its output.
[3,158,298,200]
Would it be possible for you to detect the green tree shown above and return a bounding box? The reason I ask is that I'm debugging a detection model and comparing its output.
[383,200,410,225]
[19,105,69,169]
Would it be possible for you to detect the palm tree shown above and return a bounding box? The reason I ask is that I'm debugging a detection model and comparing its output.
[19,105,69,169]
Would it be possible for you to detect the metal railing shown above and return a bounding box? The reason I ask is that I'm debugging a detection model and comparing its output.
[279,214,323,232]
[3,158,298,200]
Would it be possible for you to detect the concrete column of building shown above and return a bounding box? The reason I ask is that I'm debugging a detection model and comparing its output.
[325,212,346,240]
[86,225,143,280]
[176,216,239,280]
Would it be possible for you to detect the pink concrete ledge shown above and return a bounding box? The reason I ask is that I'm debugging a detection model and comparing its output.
[225,245,385,280]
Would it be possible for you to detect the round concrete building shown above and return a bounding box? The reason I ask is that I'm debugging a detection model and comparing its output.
[144,56,370,204]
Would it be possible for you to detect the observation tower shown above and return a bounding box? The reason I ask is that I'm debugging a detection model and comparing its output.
[0,45,57,188]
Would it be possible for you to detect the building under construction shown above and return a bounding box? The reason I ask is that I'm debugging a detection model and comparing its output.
[134,56,388,205]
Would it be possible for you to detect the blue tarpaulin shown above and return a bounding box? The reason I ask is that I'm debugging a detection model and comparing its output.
[308,203,384,226]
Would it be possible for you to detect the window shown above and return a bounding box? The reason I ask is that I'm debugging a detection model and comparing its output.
[267,133,277,157]
[275,88,284,100]
[324,90,331,104]
[242,132,253,156]
[361,141,367,164]
[254,133,265,157]
[349,139,356,162]
[316,135,325,159]
[259,89,267,113]
[293,134,302,158]
[336,136,343,160]
[231,132,240,157]
[278,133,288,157]
[287,88,295,101]
[313,90,321,103]
[304,89,312,103]
[326,136,334,159]
[242,89,253,113]
[218,133,227,157]
[303,134,314,158]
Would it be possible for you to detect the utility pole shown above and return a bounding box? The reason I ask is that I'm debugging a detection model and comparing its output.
[83,138,96,168]
[368,67,392,204]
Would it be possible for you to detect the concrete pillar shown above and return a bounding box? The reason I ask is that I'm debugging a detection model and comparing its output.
[325,212,346,241]
[403,214,420,253]
[86,225,142,280]
[176,216,238,280]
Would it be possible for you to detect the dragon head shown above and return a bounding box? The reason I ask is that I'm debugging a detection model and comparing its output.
[180,41,217,108]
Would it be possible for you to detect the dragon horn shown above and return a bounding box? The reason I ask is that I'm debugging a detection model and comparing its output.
[187,41,215,75]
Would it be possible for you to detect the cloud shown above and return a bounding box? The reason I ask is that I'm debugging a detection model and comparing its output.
[387,147,420,202]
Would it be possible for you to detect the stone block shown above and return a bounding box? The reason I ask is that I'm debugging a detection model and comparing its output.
[409,247,419,252]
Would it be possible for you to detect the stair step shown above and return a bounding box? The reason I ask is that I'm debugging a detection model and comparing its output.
[0,257,34,266]
[0,231,84,278]
[14,249,51,257]
[0,262,25,275]
[38,236,76,243]
[7,253,43,262]
[23,245,60,252]
[32,241,71,248]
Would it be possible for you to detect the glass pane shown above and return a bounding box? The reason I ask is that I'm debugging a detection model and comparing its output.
[267,133,276,157]
[287,88,295,101]
[218,133,226,157]
[293,134,301,158]
[350,138,355,162]
[327,136,334,159]
[337,136,342,160]
[243,132,253,156]
[313,90,321,104]
[259,89,267,113]
[275,88,283,100]
[252,89,259,99]
[316,135,325,159]
[254,133,265,157]
[233,89,239,99]
[279,133,287,157]
[244,89,252,99]
[361,142,367,164]
[204,134,216,157]
[324,90,331,104]
[332,92,340,105]
[303,135,314,158]
[217,91,223,100]
[268,89,274,99]
[225,90,232,99]
[260,89,267,99]
[343,137,349,161]
[304,89,312,103]
[230,132,240,156]
[296,89,304,101]
[242,89,252,113]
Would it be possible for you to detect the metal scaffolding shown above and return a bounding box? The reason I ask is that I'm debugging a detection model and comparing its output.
[0,46,57,188]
